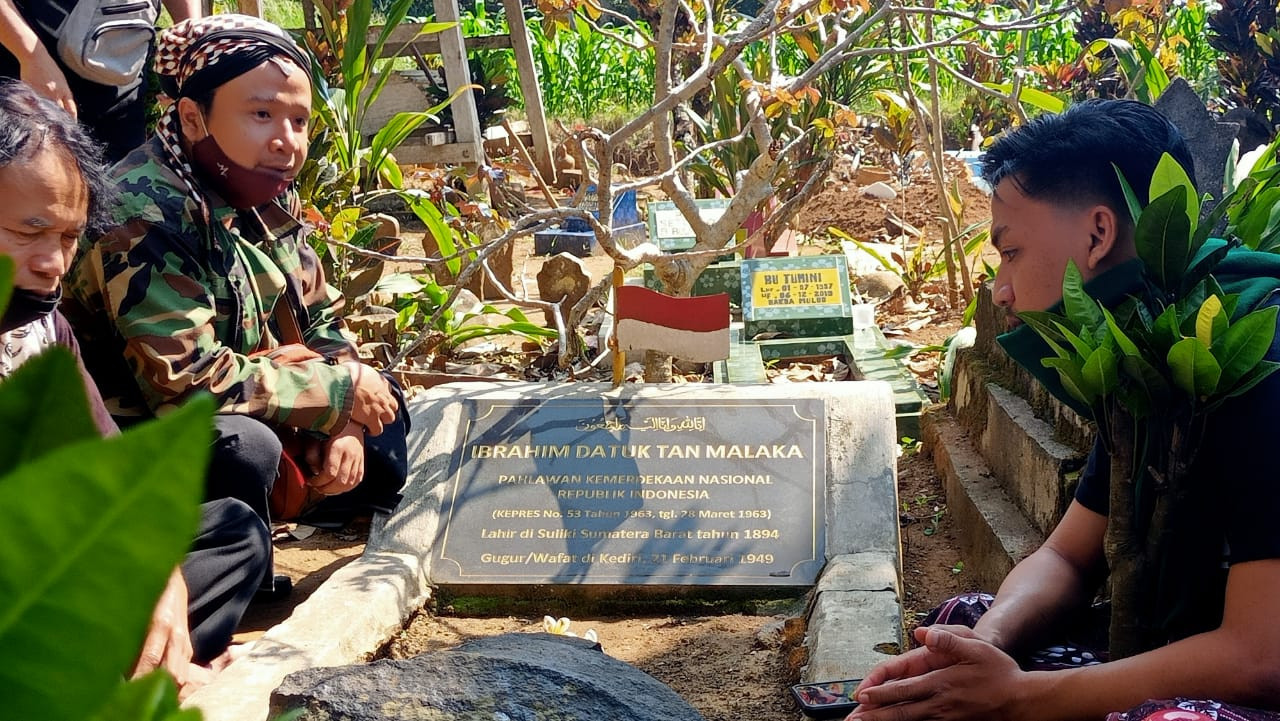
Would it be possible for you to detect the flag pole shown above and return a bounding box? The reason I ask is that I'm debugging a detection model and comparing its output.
[611,265,625,387]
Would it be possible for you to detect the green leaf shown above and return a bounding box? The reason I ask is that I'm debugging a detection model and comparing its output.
[1181,242,1232,296]
[1121,353,1170,408]
[1218,359,1280,402]
[0,390,212,721]
[1149,153,1199,233]
[1151,304,1182,351]
[1101,306,1141,357]
[0,349,99,476]
[982,82,1065,113]
[1134,185,1192,293]
[92,672,201,721]
[1054,321,1096,360]
[1195,295,1225,347]
[1212,304,1279,389]
[1082,346,1119,397]
[1042,356,1094,407]
[1061,259,1104,332]
[1114,164,1144,224]
[1167,336,1222,398]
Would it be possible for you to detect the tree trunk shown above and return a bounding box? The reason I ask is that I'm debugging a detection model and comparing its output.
[1104,406,1146,659]
[642,350,672,382]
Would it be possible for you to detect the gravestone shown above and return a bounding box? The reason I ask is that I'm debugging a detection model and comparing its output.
[741,255,853,338]
[271,633,705,721]
[536,253,592,326]
[391,383,898,591]
[647,198,740,251]
[431,395,825,585]
[1154,77,1240,208]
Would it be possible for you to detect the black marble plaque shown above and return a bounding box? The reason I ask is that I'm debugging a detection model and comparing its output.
[431,398,826,585]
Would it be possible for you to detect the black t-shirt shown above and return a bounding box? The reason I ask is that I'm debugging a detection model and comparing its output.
[1074,294,1280,568]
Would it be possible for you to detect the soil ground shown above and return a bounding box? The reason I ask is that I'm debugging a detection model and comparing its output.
[232,143,985,718]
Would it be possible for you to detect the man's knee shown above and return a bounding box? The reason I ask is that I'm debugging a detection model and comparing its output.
[210,415,282,492]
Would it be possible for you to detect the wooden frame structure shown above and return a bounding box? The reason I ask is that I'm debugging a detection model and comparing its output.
[226,0,554,180]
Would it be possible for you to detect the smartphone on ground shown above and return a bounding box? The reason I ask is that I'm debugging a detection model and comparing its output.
[790,678,862,719]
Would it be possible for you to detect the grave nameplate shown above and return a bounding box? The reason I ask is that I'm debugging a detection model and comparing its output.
[741,255,853,338]
[648,198,741,251]
[432,397,826,585]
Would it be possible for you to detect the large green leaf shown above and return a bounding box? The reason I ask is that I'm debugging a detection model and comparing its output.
[1101,306,1141,357]
[92,672,201,721]
[1149,152,1198,234]
[1135,185,1192,294]
[0,349,99,477]
[1114,164,1144,224]
[1082,345,1119,398]
[1167,336,1222,398]
[1061,260,1103,332]
[1042,356,1094,407]
[1217,360,1280,402]
[1212,304,1279,390]
[0,388,213,721]
[981,82,1065,113]
[1151,304,1182,353]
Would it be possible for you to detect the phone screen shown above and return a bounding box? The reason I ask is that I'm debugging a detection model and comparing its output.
[790,679,861,718]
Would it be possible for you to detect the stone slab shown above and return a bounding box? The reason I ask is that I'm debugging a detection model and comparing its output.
[804,588,903,682]
[186,542,430,721]
[271,633,705,721]
[403,383,898,589]
[814,551,900,596]
[431,395,828,585]
[741,255,853,338]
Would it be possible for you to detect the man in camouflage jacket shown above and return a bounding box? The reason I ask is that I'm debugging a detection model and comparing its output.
[64,15,407,550]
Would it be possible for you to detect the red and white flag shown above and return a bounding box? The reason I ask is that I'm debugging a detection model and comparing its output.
[614,285,730,362]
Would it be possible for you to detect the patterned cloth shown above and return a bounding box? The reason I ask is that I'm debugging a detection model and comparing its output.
[64,138,359,433]
[923,593,1280,721]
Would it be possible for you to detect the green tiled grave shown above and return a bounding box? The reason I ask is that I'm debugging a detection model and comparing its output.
[741,256,853,339]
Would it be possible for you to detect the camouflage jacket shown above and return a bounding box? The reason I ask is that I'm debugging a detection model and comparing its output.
[64,138,359,434]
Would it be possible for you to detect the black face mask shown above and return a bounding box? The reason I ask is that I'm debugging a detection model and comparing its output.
[190,132,291,210]
[0,287,60,334]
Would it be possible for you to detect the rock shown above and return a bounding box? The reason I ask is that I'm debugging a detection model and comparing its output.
[855,271,906,302]
[536,253,593,327]
[885,209,921,238]
[861,181,897,200]
[270,633,705,721]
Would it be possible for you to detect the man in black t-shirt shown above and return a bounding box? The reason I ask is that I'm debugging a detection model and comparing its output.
[0,0,199,161]
[845,101,1280,721]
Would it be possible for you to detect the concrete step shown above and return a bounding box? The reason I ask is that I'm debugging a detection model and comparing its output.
[950,350,1090,537]
[921,407,1043,592]
[978,384,1087,536]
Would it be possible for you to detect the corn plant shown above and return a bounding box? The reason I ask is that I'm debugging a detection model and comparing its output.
[1017,154,1280,657]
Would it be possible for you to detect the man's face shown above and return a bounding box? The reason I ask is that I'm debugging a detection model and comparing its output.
[199,58,311,178]
[989,177,1117,326]
[0,143,88,294]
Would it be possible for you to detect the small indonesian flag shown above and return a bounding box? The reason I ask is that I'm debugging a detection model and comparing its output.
[615,285,730,362]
